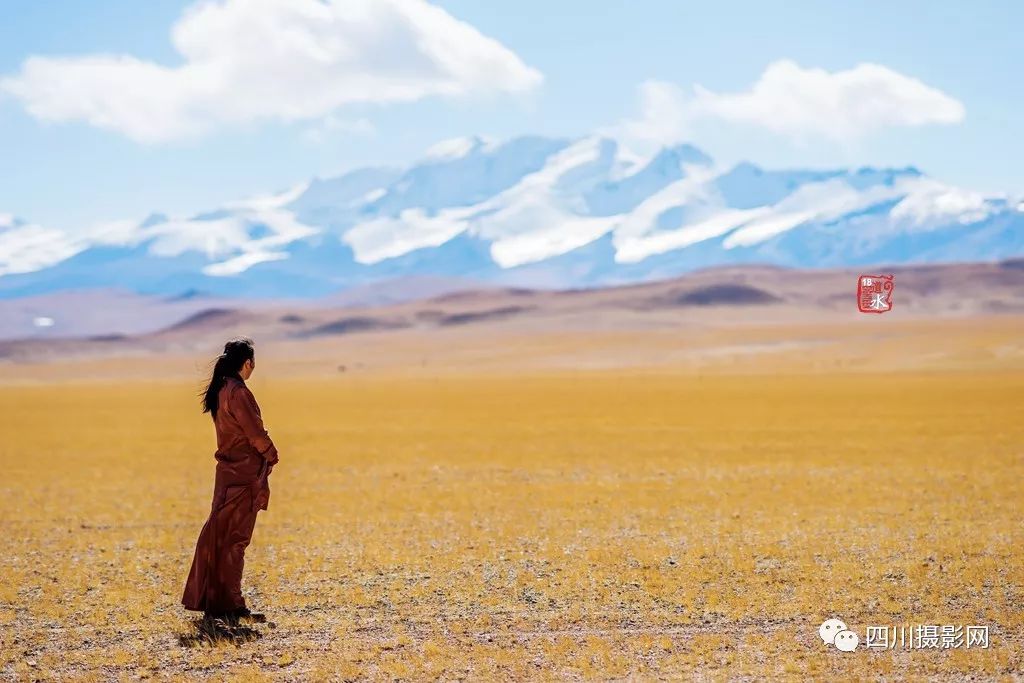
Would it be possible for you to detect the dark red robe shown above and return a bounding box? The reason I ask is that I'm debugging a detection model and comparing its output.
[182,376,279,614]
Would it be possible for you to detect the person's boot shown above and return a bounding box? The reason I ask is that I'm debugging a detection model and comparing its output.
[202,609,227,623]
[201,610,234,635]
[230,606,266,623]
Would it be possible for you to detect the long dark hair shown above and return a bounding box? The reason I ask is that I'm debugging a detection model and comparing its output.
[201,337,255,419]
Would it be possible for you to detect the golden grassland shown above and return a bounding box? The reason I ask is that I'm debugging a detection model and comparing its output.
[0,356,1022,680]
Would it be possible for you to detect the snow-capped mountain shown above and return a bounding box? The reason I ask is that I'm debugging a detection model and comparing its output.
[1,135,1021,298]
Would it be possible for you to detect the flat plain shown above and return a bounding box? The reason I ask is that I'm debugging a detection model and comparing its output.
[1,267,1023,679]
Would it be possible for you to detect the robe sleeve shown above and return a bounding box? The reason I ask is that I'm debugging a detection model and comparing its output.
[232,384,279,465]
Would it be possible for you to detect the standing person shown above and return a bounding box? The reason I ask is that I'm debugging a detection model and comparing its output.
[182,338,279,623]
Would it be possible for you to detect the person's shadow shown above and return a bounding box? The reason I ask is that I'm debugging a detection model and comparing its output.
[178,615,267,647]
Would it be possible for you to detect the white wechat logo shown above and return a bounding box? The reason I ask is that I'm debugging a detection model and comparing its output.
[819,618,859,652]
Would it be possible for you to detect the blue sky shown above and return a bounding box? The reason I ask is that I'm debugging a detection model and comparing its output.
[1,0,1021,232]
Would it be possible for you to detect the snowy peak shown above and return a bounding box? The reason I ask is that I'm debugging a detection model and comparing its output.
[0,134,1020,298]
[647,143,713,171]
[368,135,570,215]
[422,135,497,161]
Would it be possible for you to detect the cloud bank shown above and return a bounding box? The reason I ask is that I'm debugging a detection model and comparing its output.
[617,60,965,147]
[0,0,542,143]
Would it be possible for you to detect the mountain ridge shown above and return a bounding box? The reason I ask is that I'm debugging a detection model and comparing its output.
[1,134,1020,299]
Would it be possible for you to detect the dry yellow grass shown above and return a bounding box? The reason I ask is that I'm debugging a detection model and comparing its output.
[0,364,1022,679]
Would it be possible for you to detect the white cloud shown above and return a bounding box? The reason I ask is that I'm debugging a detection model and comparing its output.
[610,80,692,150]
[616,60,964,146]
[0,0,542,143]
[695,60,964,140]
